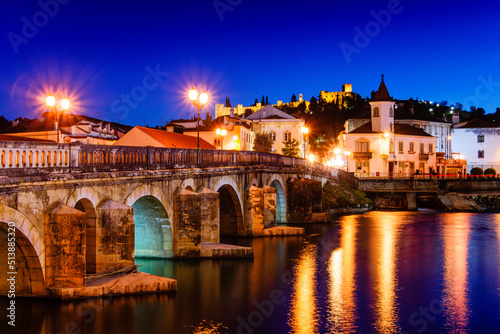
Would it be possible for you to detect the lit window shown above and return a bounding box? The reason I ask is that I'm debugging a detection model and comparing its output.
[478,135,485,143]
[409,142,415,153]
[214,138,221,147]
[389,140,394,153]
[428,143,433,154]
[355,139,370,152]
[420,143,424,153]
[399,142,404,154]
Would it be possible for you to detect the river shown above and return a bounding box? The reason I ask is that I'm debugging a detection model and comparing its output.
[2,211,500,333]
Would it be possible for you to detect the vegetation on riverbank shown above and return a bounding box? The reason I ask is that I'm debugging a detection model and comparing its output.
[322,180,371,209]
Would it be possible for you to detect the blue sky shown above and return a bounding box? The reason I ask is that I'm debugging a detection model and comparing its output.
[1,0,500,126]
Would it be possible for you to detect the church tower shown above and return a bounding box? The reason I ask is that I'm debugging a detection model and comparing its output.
[370,75,395,133]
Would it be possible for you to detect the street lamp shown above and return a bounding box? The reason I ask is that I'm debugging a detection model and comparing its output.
[301,126,309,159]
[344,150,351,172]
[216,128,227,150]
[188,87,208,149]
[46,94,70,143]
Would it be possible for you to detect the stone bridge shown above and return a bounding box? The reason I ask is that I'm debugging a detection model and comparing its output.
[0,141,354,297]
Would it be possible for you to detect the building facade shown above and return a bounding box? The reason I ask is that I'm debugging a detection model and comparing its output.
[452,119,500,174]
[341,77,437,177]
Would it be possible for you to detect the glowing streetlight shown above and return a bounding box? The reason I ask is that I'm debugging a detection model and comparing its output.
[46,94,70,143]
[233,135,238,150]
[301,126,309,159]
[334,147,341,155]
[216,128,227,150]
[188,87,209,149]
[383,132,390,139]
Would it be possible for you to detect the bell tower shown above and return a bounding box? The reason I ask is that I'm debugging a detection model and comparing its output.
[370,75,395,133]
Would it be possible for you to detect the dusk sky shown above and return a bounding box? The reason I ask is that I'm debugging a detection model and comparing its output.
[1,0,500,127]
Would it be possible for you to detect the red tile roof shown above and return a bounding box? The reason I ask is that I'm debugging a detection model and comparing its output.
[348,121,434,137]
[0,134,53,142]
[136,126,215,149]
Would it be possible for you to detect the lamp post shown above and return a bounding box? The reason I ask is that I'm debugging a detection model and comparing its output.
[301,126,309,159]
[46,95,70,143]
[188,87,208,149]
[216,128,227,150]
[344,150,351,172]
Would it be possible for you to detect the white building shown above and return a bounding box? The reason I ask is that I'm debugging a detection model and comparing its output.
[340,77,437,177]
[452,119,500,174]
[245,105,305,156]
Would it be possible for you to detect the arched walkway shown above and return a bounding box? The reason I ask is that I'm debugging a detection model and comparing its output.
[271,179,287,224]
[74,198,97,274]
[0,222,44,296]
[132,196,173,258]
[218,185,244,236]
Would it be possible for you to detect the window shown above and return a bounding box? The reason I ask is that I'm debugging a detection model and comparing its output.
[355,139,370,152]
[284,131,292,142]
[419,162,425,173]
[409,162,415,173]
[214,138,221,147]
[409,142,415,153]
[389,106,394,117]
[399,142,404,154]
[478,150,484,159]
[428,143,433,154]
[478,135,485,143]
[356,161,369,173]
[390,122,393,132]
[389,140,394,153]
[373,107,380,117]
[269,131,276,141]
[420,143,424,153]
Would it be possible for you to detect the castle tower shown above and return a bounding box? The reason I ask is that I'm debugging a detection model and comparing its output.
[298,94,303,102]
[370,75,395,133]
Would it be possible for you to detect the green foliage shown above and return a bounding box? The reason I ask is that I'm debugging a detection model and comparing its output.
[253,132,274,153]
[281,139,301,157]
[484,168,496,176]
[470,167,484,176]
[322,181,371,209]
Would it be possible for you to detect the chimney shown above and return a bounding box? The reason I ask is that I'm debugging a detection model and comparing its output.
[452,112,460,124]
[230,107,234,118]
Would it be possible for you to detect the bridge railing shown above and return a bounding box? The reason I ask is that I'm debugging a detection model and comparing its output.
[0,141,347,181]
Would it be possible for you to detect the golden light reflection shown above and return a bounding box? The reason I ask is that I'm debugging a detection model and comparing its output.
[327,216,357,333]
[373,214,401,333]
[442,214,470,331]
[289,244,318,334]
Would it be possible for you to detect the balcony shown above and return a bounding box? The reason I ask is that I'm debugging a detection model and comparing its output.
[353,152,373,160]
[419,153,429,161]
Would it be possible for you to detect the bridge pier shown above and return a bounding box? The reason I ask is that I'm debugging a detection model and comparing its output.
[199,188,220,244]
[173,189,202,257]
[44,202,86,288]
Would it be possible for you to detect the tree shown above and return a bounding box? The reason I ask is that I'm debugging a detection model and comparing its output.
[225,97,232,108]
[291,94,297,103]
[253,132,274,153]
[281,139,301,157]
[265,96,269,106]
[253,98,259,106]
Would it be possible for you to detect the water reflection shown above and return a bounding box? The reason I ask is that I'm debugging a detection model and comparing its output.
[372,213,401,333]
[289,243,319,334]
[442,214,470,332]
[326,216,357,333]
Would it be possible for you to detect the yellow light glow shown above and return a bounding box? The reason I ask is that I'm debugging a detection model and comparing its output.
[384,132,390,139]
[448,135,452,140]
[46,95,55,107]
[60,98,70,110]
[216,128,221,135]
[334,148,341,155]
[233,135,238,141]
[301,126,309,134]
[308,154,315,162]
[344,150,351,157]
[199,91,208,105]
[221,129,227,136]
[189,87,198,101]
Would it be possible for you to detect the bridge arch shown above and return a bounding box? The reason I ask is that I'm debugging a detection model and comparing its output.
[0,206,45,296]
[180,178,197,192]
[267,175,287,224]
[217,184,245,236]
[74,198,97,274]
[125,185,173,258]
[66,187,100,210]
